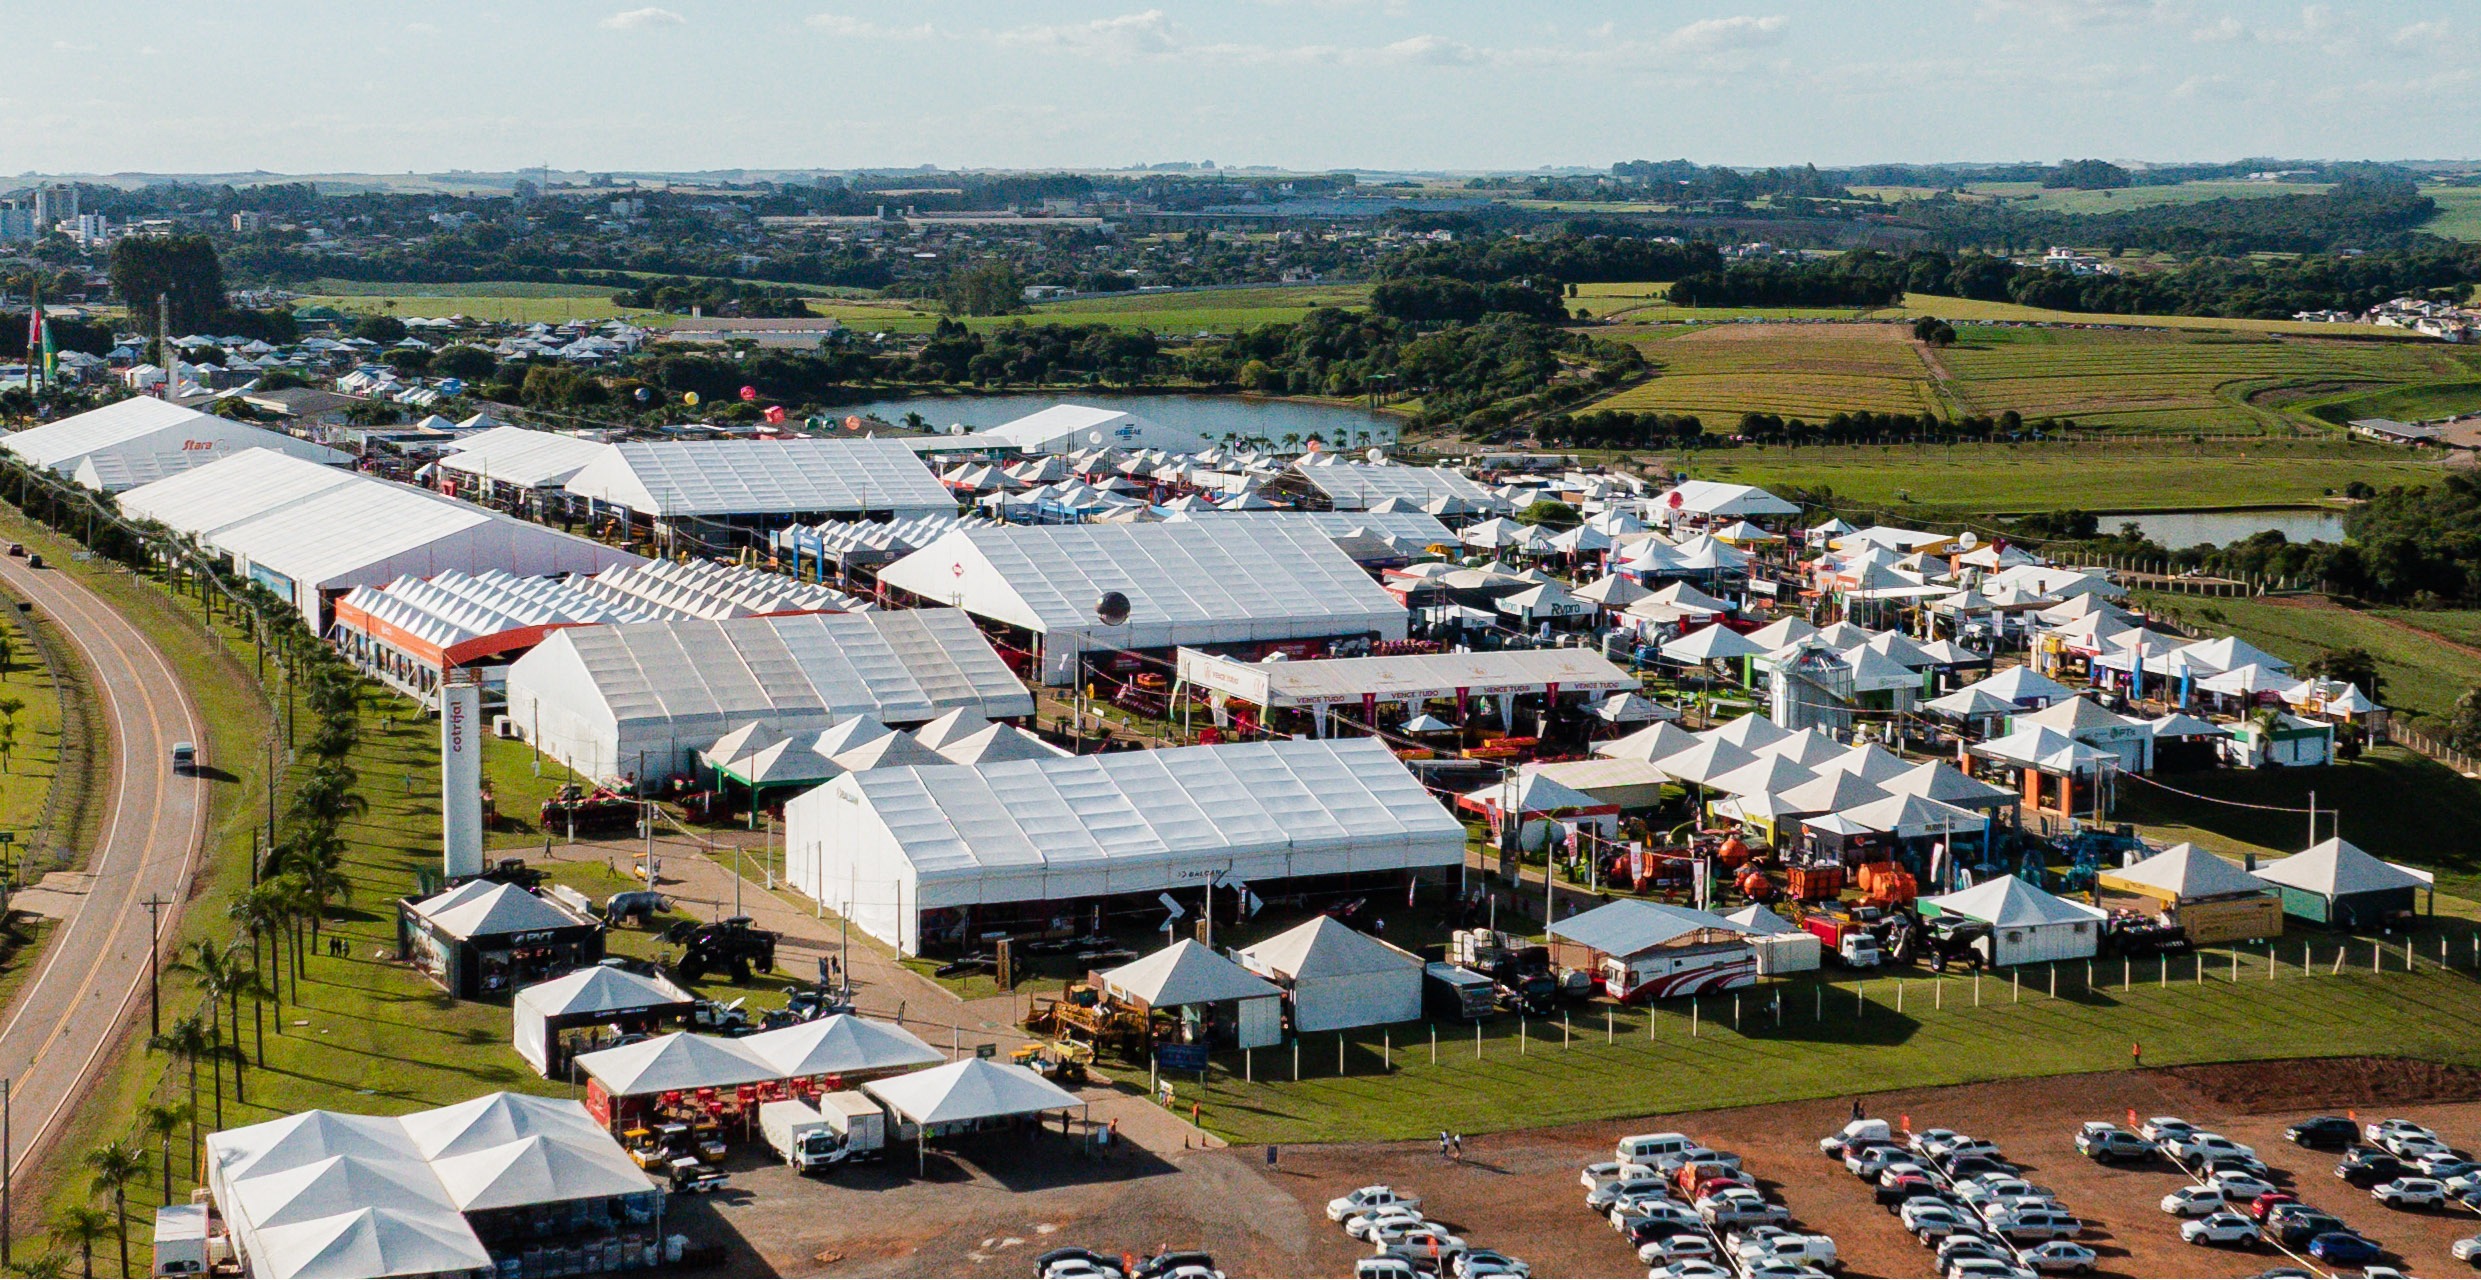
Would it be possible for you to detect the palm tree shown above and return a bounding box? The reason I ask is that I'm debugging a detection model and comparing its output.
[141,1101,192,1205]
[51,1205,110,1279]
[285,760,366,827]
[291,857,354,953]
[231,883,295,1026]
[147,1016,210,1165]
[84,1140,144,1278]
[170,941,252,1111]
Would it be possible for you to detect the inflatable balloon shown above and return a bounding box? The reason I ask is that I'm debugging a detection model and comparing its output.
[684,391,701,407]
[739,385,758,402]
[634,386,651,403]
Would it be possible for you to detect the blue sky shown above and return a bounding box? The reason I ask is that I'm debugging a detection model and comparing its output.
[6,1,2476,175]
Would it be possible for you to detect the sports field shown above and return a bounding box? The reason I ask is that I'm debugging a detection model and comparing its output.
[1589,320,2474,435]
[1665,438,2439,516]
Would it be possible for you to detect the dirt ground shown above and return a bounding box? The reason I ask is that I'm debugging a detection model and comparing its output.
[697,1057,2481,1278]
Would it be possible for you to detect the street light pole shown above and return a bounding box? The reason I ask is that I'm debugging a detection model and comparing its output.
[143,894,168,1037]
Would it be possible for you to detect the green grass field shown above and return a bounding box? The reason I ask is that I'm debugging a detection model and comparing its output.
[2119,745,2481,896]
[2299,379,2481,426]
[2421,186,2481,241]
[1652,438,2439,516]
[1962,179,2333,215]
[297,289,670,325]
[1185,959,2481,1143]
[1588,319,2472,436]
[1896,293,2396,337]
[0,594,68,868]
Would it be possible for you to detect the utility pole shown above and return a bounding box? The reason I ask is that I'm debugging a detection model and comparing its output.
[4,1075,13,1271]
[144,894,169,1037]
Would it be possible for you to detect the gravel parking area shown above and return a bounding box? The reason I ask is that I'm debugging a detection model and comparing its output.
[692,1057,2481,1277]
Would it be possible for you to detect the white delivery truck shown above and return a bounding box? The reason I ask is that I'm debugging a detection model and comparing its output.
[819,1090,890,1161]
[759,1099,843,1172]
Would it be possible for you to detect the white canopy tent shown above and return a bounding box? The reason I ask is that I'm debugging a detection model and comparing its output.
[1099,940,1285,1049]
[880,520,1408,684]
[562,437,955,521]
[569,1032,779,1099]
[736,1014,945,1080]
[785,738,1466,953]
[1235,915,1425,1033]
[504,608,1033,781]
[1921,874,2105,966]
[1,396,349,488]
[511,965,697,1075]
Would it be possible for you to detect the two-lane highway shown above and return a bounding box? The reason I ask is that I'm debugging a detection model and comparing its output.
[0,552,208,1185]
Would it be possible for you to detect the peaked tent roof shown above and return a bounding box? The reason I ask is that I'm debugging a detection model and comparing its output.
[512,966,694,1021]
[737,1013,944,1078]
[1594,720,1700,765]
[1924,873,2108,927]
[2254,838,2428,897]
[1830,791,1985,838]
[570,1032,778,1098]
[1461,771,1611,815]
[1703,712,1792,752]
[1237,915,1421,981]
[1768,768,1890,816]
[1723,904,1802,936]
[246,1203,494,1280]
[1651,736,1757,787]
[864,1057,1084,1125]
[2019,695,2151,736]
[428,1133,655,1213]
[1662,623,1765,664]
[1965,665,2077,705]
[1101,940,1283,1008]
[1880,761,2016,808]
[562,437,955,518]
[412,882,586,939]
[2102,843,2272,900]
[1549,899,1747,957]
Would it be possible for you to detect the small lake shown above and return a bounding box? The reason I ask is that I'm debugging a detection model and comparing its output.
[834,393,1402,446]
[2101,509,2348,547]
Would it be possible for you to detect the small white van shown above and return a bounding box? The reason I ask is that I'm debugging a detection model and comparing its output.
[1615,1132,1696,1165]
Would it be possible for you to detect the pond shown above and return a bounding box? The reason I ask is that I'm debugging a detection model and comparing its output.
[834,392,1402,447]
[2099,509,2348,547]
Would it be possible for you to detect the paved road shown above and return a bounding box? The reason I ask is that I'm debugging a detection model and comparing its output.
[0,554,207,1185]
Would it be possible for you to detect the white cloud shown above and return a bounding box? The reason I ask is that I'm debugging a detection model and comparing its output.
[1379,34,1482,66]
[52,40,96,53]
[599,7,684,32]
[2392,18,2449,48]
[1661,15,1790,53]
[995,10,1177,59]
[807,13,934,40]
[405,21,439,35]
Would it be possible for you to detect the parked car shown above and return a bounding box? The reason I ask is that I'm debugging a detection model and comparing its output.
[1619,1203,1704,1238]
[2168,1133,2256,1165]
[2209,1169,2279,1202]
[2449,1235,2481,1263]
[1037,1249,1125,1279]
[1581,1161,1653,1191]
[2371,1177,2448,1209]
[2245,1191,2299,1221]
[1946,1259,2035,1280]
[1331,1187,1422,1222]
[1357,1261,1421,1280]
[2074,1123,2155,1163]
[1876,1174,1941,1208]
[1846,1144,1911,1179]
[1942,1155,2022,1181]
[1346,1209,1428,1242]
[1696,1187,1788,1228]
[1635,1235,1718,1267]
[1983,1209,2084,1243]
[1903,1201,1975,1240]
[2285,1116,2360,1149]
[2202,1152,2274,1179]
[2182,1212,2262,1247]
[1729,1227,1835,1270]
[1133,1253,1219,1279]
[1375,1229,1468,1270]
[1364,1218,1455,1249]
[1452,1249,1527,1279]
[2305,1232,2382,1266]
[2444,1170,2481,1202]
[2161,1185,2228,1217]
[1819,1118,1893,1160]
[2272,1211,2351,1248]
[2019,1241,2098,1274]
[2337,1149,2412,1188]
[1647,1264,1732,1280]
[1935,1235,2009,1270]
[1910,1128,1966,1156]
[2364,1119,2436,1147]
[2141,1116,2199,1143]
[2415,1154,2480,1180]
[1590,1177,1672,1214]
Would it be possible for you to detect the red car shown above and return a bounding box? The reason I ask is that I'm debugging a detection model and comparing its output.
[2247,1191,2301,1222]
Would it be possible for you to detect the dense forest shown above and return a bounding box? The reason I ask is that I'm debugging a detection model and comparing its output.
[1901,173,2439,255]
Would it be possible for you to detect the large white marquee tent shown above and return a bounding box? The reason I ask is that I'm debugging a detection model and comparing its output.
[504,608,1035,779]
[118,449,641,625]
[878,519,1408,683]
[562,438,955,522]
[784,737,1466,952]
[2,397,349,489]
[984,404,1216,455]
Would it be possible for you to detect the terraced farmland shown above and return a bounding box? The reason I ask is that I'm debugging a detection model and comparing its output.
[1595,323,1945,419]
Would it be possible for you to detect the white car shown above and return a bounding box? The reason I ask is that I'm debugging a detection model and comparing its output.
[1846,1145,1911,1179]
[2365,1118,2436,1146]
[2372,1176,2448,1208]
[2451,1235,2481,1262]
[2383,1132,2453,1161]
[1356,1261,1420,1280]
[1583,1160,1657,1190]
[1367,1219,1457,1248]
[1697,1187,1788,1227]
[1330,1186,1421,1222]
[2019,1241,2097,1274]
[2141,1116,2198,1143]
[2180,1211,2260,1247]
[1591,1176,1675,1214]
[1616,1200,1701,1232]
[1452,1251,1529,1279]
[2167,1133,2255,1164]
[1044,1264,1123,1280]
[1647,1263,1732,1280]
[1946,1260,2035,1280]
[2208,1169,2278,1202]
[1346,1209,1427,1241]
[1635,1235,1718,1266]
[1374,1228,1467,1266]
[2444,1170,2481,1200]
[1910,1127,1965,1156]
[1904,1203,1974,1240]
[2160,1185,2226,1216]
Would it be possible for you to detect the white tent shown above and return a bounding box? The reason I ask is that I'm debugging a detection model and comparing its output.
[562,438,955,520]
[1815,742,1914,786]
[1572,574,1652,609]
[1705,753,1817,798]
[504,609,1033,780]
[984,404,1216,455]
[428,1132,654,1213]
[510,965,695,1075]
[570,1032,778,1098]
[1235,916,1424,1033]
[1099,941,1285,1049]
[2253,838,2428,927]
[737,1014,944,1079]
[120,450,641,626]
[1,396,349,485]
[408,882,585,940]
[1880,761,2016,810]
[863,1058,1084,1128]
[879,520,1408,684]
[785,738,1466,953]
[2101,843,2271,901]
[1954,665,2077,709]
[435,426,614,491]
[1662,623,1764,665]
[1594,720,1698,765]
[935,722,1069,765]
[1922,873,2105,965]
[1830,792,1985,839]
[2014,695,2155,773]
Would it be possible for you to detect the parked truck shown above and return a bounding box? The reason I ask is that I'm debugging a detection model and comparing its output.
[819,1090,890,1161]
[760,1100,843,1173]
[1802,908,1885,968]
[1423,962,1496,1021]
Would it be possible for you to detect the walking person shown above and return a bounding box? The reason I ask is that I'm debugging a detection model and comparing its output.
[1450,1133,1463,1161]
[1438,1130,1450,1160]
